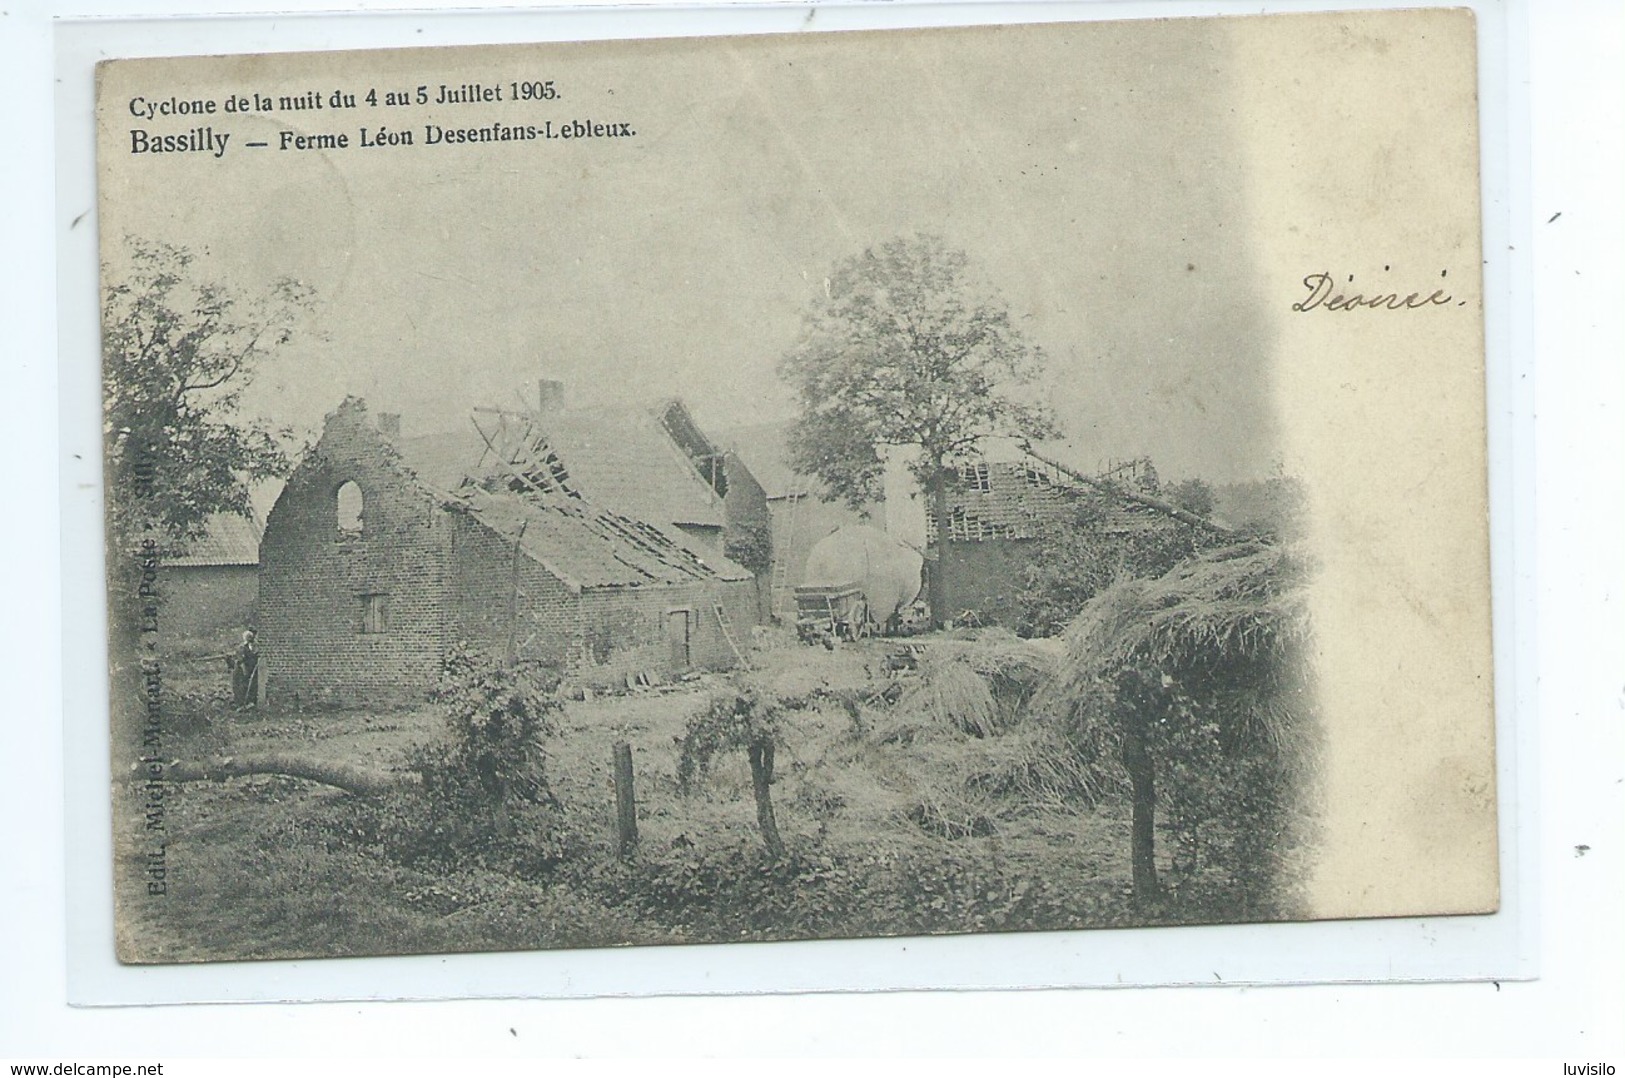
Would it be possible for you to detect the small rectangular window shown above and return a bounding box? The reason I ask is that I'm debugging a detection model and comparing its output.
[360,593,390,634]
[957,462,991,493]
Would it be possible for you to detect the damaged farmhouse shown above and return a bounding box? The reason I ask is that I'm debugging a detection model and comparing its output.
[254,388,1214,704]
[258,392,761,705]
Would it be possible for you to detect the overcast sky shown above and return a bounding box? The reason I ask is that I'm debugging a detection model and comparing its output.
[101,18,1281,484]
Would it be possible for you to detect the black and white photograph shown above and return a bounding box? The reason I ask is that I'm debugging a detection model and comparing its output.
[96,10,1499,966]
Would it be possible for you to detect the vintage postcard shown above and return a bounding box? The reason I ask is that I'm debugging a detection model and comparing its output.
[96,8,1496,966]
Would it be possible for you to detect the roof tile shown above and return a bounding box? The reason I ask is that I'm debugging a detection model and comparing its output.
[456,487,750,590]
[392,404,724,529]
[165,511,262,566]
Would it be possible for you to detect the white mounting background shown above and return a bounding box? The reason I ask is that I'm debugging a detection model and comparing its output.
[2,0,1619,1058]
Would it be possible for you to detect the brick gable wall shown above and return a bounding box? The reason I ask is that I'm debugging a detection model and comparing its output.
[721,453,773,622]
[260,400,754,704]
[259,401,456,707]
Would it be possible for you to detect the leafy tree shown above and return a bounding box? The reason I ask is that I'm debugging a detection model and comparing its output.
[1219,472,1308,543]
[103,237,310,563]
[780,235,1055,625]
[101,238,311,761]
[1017,488,1211,638]
[1164,477,1216,520]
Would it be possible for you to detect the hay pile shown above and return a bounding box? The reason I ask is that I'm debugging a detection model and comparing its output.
[1078,542,1304,669]
[1030,540,1317,799]
[853,629,1070,835]
[753,639,877,701]
[899,656,998,737]
[894,629,1061,738]
[935,629,1062,718]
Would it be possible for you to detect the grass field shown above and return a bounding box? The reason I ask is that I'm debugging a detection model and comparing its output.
[112,635,1274,964]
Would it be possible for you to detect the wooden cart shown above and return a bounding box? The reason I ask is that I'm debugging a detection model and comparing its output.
[793,582,871,644]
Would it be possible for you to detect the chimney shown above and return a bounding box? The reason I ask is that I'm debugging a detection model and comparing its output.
[537,379,565,416]
[377,413,401,437]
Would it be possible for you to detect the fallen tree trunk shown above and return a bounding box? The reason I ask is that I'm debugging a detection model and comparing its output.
[141,754,418,797]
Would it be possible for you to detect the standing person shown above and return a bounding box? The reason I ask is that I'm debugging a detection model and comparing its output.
[229,629,261,710]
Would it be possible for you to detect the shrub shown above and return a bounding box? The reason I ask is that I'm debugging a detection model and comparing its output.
[427,644,559,800]
[384,644,577,877]
[723,517,774,578]
[1017,491,1216,639]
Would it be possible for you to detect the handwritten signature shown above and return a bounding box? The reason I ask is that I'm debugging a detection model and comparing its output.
[1292,270,1466,313]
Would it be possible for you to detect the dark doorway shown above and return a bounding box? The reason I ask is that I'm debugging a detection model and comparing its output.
[666,609,691,670]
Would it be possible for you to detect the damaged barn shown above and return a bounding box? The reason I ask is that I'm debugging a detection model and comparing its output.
[257,398,756,707]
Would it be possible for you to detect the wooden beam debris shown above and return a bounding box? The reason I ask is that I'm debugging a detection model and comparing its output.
[1018,443,1242,538]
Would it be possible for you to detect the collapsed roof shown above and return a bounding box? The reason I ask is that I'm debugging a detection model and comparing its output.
[364,398,747,590]
[392,403,725,530]
[452,486,751,591]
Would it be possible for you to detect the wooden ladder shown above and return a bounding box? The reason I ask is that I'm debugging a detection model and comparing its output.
[712,600,751,670]
[771,491,803,620]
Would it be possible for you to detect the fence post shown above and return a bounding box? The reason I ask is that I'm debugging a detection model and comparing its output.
[613,741,638,860]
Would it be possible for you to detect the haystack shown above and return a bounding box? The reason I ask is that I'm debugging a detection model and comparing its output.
[1036,541,1312,729]
[852,629,1066,833]
[897,654,999,737]
[934,629,1061,718]
[1030,541,1317,900]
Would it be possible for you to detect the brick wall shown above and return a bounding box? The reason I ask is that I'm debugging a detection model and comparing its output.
[449,511,579,675]
[260,398,756,704]
[938,537,1036,629]
[577,586,679,687]
[258,400,454,707]
[575,576,755,686]
[700,577,757,670]
[721,453,773,623]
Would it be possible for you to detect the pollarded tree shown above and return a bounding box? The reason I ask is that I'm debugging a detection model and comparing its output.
[1034,542,1317,911]
[678,682,792,859]
[780,235,1055,626]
